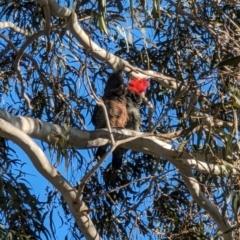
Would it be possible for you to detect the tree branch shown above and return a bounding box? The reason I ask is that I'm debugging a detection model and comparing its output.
[0,108,235,238]
[0,118,101,240]
[0,21,31,36]
[177,166,231,240]
[36,0,181,90]
[0,33,49,87]
[13,0,51,107]
[0,108,238,177]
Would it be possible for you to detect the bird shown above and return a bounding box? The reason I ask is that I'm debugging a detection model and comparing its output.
[92,72,150,185]
[111,78,150,170]
[92,70,128,160]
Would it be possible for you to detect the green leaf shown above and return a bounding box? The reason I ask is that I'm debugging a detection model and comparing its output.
[214,55,240,68]
[232,192,240,222]
[116,0,123,12]
[115,24,129,52]
[227,191,237,204]
[98,15,108,35]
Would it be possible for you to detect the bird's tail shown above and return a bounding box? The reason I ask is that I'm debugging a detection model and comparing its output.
[107,147,126,186]
[95,146,107,160]
[112,147,125,170]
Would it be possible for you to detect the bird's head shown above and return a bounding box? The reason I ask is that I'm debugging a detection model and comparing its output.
[128,78,149,96]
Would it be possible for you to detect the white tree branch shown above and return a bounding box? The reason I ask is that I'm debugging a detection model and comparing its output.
[177,166,231,240]
[0,21,31,36]
[34,0,180,90]
[0,109,235,239]
[0,118,101,240]
[0,109,237,177]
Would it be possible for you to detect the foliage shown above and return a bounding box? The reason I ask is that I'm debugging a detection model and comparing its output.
[0,138,51,239]
[1,0,240,239]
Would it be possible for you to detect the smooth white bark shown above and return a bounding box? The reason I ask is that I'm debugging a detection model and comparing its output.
[0,118,101,240]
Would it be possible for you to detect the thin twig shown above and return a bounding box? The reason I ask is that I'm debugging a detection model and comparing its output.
[75,144,117,201]
[13,0,51,106]
[75,132,152,200]
[150,81,189,133]
[84,66,115,145]
[98,99,115,145]
[130,157,161,210]
[0,33,49,87]
[83,175,154,200]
